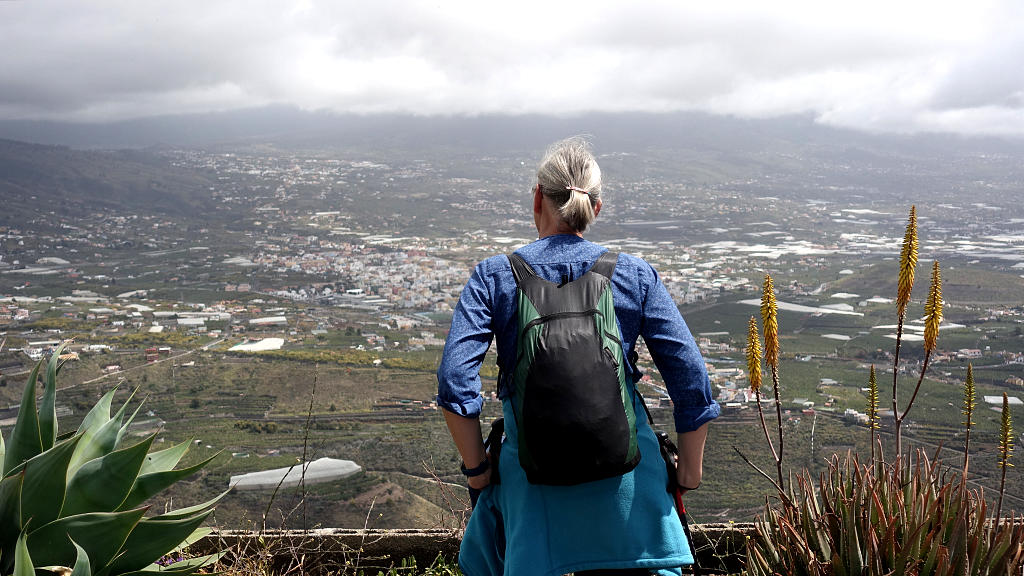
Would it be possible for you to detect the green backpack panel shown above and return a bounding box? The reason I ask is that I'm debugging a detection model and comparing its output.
[508,251,639,485]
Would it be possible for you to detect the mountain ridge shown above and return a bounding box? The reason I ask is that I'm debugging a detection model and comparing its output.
[2,108,1023,158]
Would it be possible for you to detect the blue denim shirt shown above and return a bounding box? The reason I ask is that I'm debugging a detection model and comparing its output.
[436,234,719,433]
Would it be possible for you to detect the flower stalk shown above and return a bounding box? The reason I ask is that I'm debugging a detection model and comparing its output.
[747,316,779,484]
[867,365,879,464]
[892,207,918,459]
[761,274,784,488]
[898,261,941,429]
[996,392,1014,521]
[961,363,975,479]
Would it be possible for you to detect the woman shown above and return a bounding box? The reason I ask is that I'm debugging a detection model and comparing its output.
[437,137,719,576]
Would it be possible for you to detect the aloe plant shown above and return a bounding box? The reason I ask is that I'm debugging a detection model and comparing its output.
[745,208,1024,575]
[746,450,1024,575]
[0,343,226,576]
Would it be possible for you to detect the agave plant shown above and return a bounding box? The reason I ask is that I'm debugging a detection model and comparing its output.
[747,450,1024,576]
[0,343,226,576]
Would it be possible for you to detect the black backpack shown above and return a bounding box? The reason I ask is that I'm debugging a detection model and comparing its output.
[505,251,640,485]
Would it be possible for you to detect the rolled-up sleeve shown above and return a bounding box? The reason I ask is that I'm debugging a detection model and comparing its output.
[436,262,494,418]
[639,264,720,433]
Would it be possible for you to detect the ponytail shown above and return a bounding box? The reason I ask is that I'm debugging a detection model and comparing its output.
[558,186,597,232]
[536,137,603,233]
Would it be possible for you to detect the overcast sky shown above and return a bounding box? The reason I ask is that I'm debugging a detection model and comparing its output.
[2,1,1023,136]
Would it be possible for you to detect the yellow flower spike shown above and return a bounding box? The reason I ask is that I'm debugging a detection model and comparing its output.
[761,274,779,368]
[923,261,942,354]
[1000,392,1014,470]
[867,365,879,431]
[962,364,976,429]
[746,317,762,393]
[896,206,918,319]
[997,390,1015,519]
[961,363,977,478]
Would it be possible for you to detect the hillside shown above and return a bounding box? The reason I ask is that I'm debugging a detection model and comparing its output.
[0,139,217,225]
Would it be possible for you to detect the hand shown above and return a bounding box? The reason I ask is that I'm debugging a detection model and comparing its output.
[675,423,708,494]
[468,466,492,490]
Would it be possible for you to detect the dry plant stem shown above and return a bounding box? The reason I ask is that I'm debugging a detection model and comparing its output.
[299,363,319,534]
[259,368,319,533]
[353,496,378,575]
[262,462,300,532]
[732,446,792,508]
[769,364,784,488]
[422,459,470,531]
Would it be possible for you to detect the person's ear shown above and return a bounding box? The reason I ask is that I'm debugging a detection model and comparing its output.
[594,198,602,218]
[533,185,543,214]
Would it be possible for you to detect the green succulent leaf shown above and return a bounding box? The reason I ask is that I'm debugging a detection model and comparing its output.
[27,508,146,570]
[67,388,117,475]
[116,400,146,447]
[0,471,25,571]
[117,454,218,511]
[68,396,130,476]
[13,530,33,576]
[172,526,213,551]
[77,388,116,436]
[39,343,67,451]
[139,438,191,476]
[62,435,155,517]
[118,551,226,576]
[105,509,213,575]
[147,489,229,522]
[3,362,43,475]
[69,538,93,576]
[19,434,80,528]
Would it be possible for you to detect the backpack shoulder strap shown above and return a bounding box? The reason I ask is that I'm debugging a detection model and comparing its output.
[589,251,618,280]
[507,253,537,287]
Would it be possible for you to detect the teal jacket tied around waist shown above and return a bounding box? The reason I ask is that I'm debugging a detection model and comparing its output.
[437,235,720,576]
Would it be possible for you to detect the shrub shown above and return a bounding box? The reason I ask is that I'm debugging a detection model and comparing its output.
[0,343,226,576]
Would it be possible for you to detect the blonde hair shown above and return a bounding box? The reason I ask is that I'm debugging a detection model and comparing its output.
[537,137,602,233]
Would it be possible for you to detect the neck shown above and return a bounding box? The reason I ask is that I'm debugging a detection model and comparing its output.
[535,201,582,239]
[538,224,583,239]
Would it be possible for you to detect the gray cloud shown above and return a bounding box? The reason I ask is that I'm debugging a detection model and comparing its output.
[1,0,1023,135]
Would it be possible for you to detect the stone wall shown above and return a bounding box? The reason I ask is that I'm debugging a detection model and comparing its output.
[194,523,755,574]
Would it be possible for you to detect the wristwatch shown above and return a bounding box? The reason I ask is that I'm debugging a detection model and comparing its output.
[460,459,490,477]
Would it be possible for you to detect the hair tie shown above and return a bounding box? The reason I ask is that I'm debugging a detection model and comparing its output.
[566,185,589,195]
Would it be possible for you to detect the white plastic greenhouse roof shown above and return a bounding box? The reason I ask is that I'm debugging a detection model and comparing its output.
[229,457,361,491]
